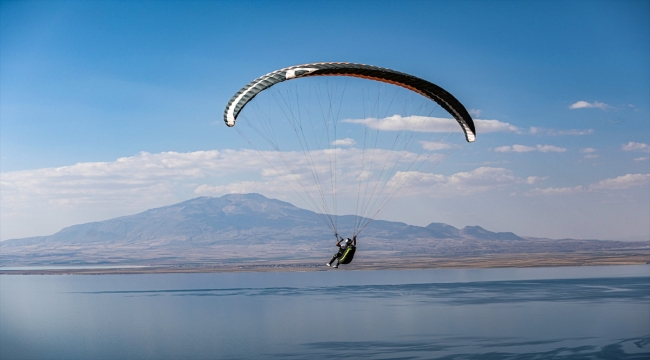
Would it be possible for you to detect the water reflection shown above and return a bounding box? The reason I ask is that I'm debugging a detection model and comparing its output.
[73,277,650,304]
[2,266,649,360]
[296,335,649,360]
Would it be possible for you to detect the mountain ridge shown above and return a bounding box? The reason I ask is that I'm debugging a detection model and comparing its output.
[4,193,642,266]
[2,193,523,246]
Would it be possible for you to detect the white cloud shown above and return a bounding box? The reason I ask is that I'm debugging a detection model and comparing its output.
[494,146,512,153]
[195,180,293,196]
[0,150,251,211]
[536,145,566,153]
[475,119,521,133]
[419,141,457,151]
[527,186,584,196]
[331,138,356,146]
[569,101,609,110]
[527,173,650,195]
[447,167,519,187]
[526,176,547,184]
[343,115,520,134]
[345,115,596,140]
[469,109,482,117]
[529,127,594,136]
[579,148,599,159]
[589,174,650,190]
[387,167,524,197]
[555,129,595,135]
[495,144,566,153]
[622,142,650,153]
[495,145,535,153]
[344,115,454,132]
[633,157,649,162]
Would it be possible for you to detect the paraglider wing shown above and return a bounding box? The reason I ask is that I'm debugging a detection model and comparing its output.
[224,62,476,142]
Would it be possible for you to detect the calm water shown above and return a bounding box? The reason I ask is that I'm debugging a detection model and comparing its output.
[1,265,649,360]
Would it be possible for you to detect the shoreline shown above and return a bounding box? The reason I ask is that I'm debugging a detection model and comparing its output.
[2,251,648,275]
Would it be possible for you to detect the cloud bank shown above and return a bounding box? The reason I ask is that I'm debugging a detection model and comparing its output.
[528,173,650,195]
[0,147,453,226]
[2,147,647,240]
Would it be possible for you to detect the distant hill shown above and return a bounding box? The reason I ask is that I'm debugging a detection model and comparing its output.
[1,193,525,247]
[2,194,327,246]
[1,193,639,266]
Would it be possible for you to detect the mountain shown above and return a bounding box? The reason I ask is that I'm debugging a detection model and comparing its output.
[2,193,522,246]
[3,194,326,246]
[2,193,634,266]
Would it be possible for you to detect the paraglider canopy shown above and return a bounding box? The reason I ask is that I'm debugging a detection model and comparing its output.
[224,62,476,142]
[223,62,475,238]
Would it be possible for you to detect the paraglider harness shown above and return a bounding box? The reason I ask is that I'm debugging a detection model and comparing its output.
[338,243,356,264]
[334,236,356,265]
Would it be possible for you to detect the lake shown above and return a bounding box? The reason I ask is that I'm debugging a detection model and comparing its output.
[1,265,649,359]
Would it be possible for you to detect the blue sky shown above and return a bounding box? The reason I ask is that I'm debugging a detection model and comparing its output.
[1,0,649,241]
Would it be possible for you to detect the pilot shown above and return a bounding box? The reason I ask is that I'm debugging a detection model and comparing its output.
[327,236,356,268]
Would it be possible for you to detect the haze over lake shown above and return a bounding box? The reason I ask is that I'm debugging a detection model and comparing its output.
[3,194,647,269]
[2,265,648,359]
